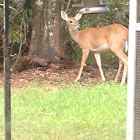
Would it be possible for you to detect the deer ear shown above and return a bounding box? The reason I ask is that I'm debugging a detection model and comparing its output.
[75,13,82,20]
[61,11,68,21]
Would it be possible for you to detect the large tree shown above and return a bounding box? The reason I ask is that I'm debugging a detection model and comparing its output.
[29,0,64,62]
[12,0,66,71]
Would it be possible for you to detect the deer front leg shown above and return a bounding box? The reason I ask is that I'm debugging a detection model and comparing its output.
[74,49,89,82]
[94,53,106,82]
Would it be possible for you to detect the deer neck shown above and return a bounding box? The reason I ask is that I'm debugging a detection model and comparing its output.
[69,29,80,44]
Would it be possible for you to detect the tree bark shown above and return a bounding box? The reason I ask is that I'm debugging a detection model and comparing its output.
[29,0,63,62]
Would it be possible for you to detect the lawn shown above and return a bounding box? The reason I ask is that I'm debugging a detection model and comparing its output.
[0,82,127,140]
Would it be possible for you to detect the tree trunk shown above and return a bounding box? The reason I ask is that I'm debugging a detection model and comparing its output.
[29,0,63,62]
[13,0,68,72]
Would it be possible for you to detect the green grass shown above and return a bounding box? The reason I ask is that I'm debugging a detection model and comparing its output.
[0,82,127,140]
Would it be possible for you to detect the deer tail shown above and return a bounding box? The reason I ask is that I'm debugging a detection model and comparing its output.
[125,40,128,53]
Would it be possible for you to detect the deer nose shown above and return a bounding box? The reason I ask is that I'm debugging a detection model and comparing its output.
[77,26,81,31]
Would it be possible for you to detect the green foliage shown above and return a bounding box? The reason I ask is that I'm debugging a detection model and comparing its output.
[66,40,82,62]
[0,82,127,139]
[24,0,34,10]
[0,0,33,62]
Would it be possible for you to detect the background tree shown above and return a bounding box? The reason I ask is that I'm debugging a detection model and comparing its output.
[29,0,64,62]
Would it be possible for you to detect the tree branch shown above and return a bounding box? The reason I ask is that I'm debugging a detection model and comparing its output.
[0,4,18,12]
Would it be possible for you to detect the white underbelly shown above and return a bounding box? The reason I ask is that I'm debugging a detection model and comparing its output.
[91,43,110,52]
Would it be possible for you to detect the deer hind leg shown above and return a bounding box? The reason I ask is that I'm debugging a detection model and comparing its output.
[74,49,89,82]
[121,59,128,85]
[94,53,106,82]
[111,49,128,85]
[114,60,124,83]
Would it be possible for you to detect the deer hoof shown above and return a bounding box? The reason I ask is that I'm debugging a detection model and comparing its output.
[74,77,79,83]
[120,82,125,86]
[74,79,78,83]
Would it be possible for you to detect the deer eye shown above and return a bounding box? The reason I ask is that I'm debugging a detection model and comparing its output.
[70,20,74,24]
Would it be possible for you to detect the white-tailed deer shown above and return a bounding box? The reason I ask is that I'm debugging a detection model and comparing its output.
[61,11,128,85]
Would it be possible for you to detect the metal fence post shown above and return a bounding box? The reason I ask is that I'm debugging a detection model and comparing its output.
[3,0,11,139]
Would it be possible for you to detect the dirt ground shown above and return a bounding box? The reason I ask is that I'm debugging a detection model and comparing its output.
[0,63,117,89]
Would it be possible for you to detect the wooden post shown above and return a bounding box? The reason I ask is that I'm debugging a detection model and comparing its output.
[3,0,11,140]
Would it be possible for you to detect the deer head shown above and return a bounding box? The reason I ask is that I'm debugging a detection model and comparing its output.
[61,11,82,32]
